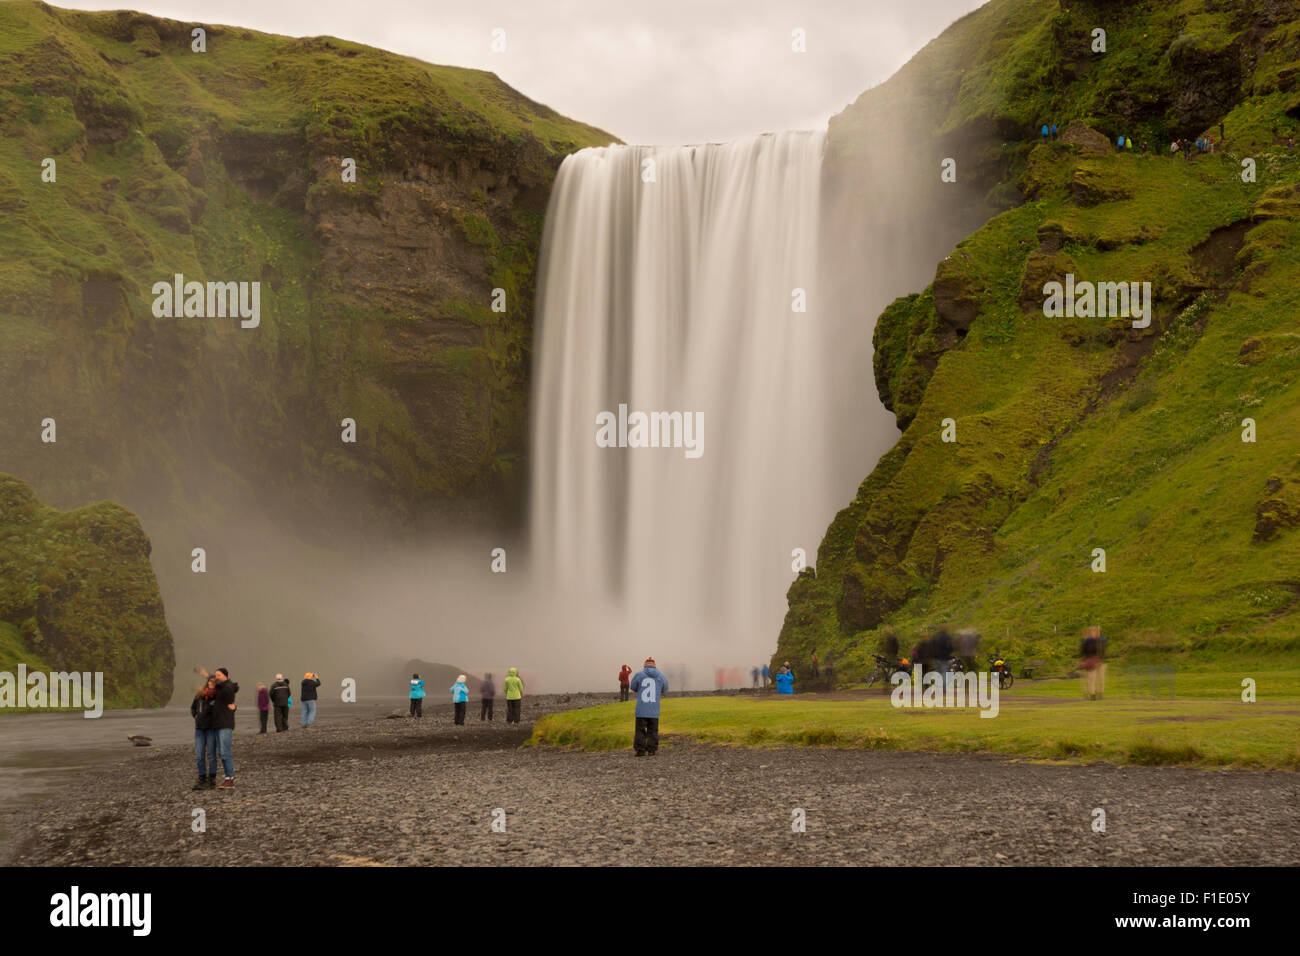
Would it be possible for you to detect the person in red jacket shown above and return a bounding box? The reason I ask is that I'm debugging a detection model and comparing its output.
[618,664,632,702]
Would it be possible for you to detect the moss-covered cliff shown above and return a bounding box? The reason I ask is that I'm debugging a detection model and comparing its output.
[0,0,614,534]
[0,473,174,706]
[781,0,1300,677]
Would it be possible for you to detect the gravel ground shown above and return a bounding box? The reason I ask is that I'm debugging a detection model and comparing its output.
[3,693,1297,866]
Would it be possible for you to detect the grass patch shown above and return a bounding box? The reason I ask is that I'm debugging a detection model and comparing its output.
[531,674,1300,770]
[1126,738,1205,766]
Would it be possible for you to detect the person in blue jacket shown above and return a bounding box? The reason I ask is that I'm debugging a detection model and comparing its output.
[408,672,425,718]
[450,674,469,725]
[629,656,669,756]
[776,665,795,695]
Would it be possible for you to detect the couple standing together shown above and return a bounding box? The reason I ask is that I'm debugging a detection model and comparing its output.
[190,667,238,790]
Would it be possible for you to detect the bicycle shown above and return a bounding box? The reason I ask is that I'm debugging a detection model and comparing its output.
[866,654,911,688]
[987,654,1014,690]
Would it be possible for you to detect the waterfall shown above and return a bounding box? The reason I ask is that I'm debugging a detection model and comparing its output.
[529,131,838,653]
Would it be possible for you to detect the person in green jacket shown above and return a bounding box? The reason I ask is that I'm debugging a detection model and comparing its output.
[504,667,524,724]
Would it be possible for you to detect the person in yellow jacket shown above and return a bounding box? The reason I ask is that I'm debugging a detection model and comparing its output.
[504,667,524,724]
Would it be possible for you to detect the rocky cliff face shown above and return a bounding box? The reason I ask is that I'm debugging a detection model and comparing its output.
[780,0,1300,676]
[0,1,614,701]
[0,1,613,537]
[0,474,174,707]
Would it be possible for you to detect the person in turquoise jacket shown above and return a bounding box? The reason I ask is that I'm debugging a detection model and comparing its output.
[450,674,469,725]
[628,657,669,756]
[776,665,795,695]
[408,673,425,719]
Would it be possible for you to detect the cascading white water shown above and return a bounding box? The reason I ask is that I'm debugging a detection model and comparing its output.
[529,131,836,653]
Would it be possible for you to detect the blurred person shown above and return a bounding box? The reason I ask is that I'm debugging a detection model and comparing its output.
[751,666,759,688]
[810,653,819,678]
[1127,644,1172,699]
[954,629,981,670]
[629,656,669,756]
[212,667,239,789]
[1080,628,1103,700]
[619,664,632,702]
[300,672,321,726]
[255,682,269,734]
[269,673,291,732]
[760,663,771,688]
[1095,627,1108,696]
[409,672,425,718]
[451,674,469,725]
[504,667,524,724]
[931,629,954,675]
[910,635,932,674]
[190,675,217,790]
[480,672,496,721]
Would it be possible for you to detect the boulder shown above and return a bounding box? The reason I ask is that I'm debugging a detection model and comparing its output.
[1254,474,1300,542]
[1059,121,1111,155]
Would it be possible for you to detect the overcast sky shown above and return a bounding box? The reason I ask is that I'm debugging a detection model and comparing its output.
[55,0,985,144]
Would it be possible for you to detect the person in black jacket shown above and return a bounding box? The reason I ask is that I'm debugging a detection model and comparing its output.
[190,676,217,790]
[211,668,239,789]
[300,672,321,727]
[269,674,291,732]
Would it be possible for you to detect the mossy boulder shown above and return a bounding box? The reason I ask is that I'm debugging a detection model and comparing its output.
[1070,157,1137,206]
[0,474,174,707]
[873,291,947,430]
[1020,248,1077,312]
[1254,471,1300,543]
[1251,183,1300,221]
[1058,121,1111,155]
[932,251,985,334]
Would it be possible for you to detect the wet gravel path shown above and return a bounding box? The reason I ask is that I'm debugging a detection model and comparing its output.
[3,694,1296,866]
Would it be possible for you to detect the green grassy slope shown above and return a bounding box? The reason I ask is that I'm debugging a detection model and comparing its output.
[0,0,613,533]
[781,0,1300,680]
